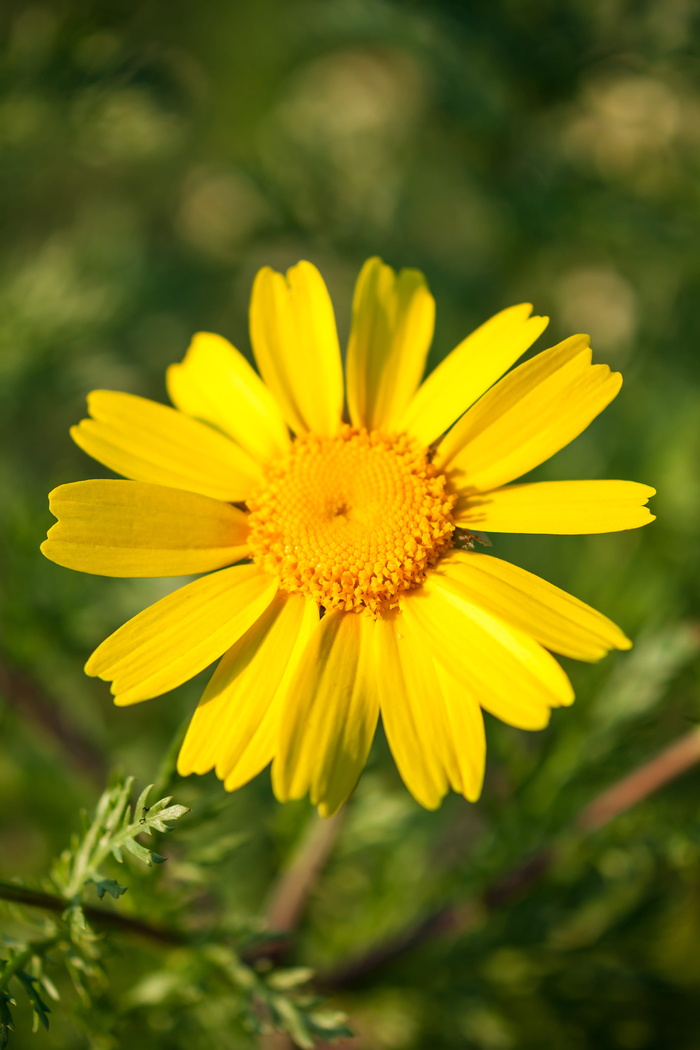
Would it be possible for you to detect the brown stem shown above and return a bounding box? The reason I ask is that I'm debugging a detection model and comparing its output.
[0,878,185,946]
[577,728,700,832]
[246,809,347,965]
[0,659,107,784]
[265,809,346,933]
[318,727,700,989]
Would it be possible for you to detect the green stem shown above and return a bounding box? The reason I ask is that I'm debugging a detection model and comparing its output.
[64,796,111,899]
[0,879,185,946]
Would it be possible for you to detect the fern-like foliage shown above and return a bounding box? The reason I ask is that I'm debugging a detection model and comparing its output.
[52,778,188,902]
[0,777,188,1046]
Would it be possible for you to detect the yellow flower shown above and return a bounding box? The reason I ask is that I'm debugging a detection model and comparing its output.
[41,258,655,815]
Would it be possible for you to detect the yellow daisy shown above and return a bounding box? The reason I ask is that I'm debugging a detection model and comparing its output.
[41,258,655,815]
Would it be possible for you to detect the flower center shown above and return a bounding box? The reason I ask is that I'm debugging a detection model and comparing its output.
[247,425,456,614]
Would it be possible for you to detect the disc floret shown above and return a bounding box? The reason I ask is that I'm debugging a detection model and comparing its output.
[247,425,456,614]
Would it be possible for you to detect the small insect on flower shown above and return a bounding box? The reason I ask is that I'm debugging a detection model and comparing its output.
[41,258,655,815]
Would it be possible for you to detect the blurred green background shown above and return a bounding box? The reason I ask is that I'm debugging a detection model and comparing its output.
[1,0,700,1047]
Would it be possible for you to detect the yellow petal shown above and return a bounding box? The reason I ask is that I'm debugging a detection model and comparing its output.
[398,304,549,447]
[223,597,319,792]
[249,261,343,437]
[400,577,574,731]
[376,612,485,807]
[346,257,435,431]
[177,594,317,782]
[42,480,249,577]
[437,335,623,491]
[440,551,631,662]
[86,565,278,705]
[437,335,591,468]
[458,480,656,534]
[71,391,262,502]
[433,660,486,803]
[272,609,379,816]
[166,331,290,464]
[374,613,448,809]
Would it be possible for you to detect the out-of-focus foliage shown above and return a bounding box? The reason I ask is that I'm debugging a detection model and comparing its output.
[1,0,699,1047]
[0,777,350,1048]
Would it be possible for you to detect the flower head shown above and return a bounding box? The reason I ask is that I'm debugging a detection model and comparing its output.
[42,258,655,814]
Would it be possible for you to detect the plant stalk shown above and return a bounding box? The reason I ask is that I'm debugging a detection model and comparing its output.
[0,879,184,946]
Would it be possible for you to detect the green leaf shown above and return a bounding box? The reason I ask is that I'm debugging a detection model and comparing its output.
[92,878,128,900]
[17,973,51,1031]
[146,804,190,833]
[270,995,316,1050]
[267,967,315,991]
[123,838,156,865]
[0,992,14,1050]
[308,1010,354,1040]
[143,795,170,818]
[134,784,154,824]
[105,779,133,834]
